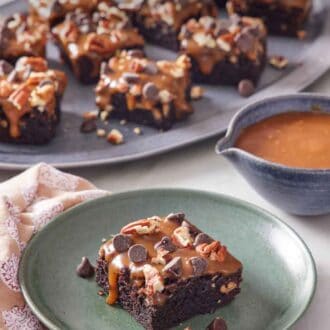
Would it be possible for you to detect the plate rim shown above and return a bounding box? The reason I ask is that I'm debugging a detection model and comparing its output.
[18,188,317,330]
[1,2,330,170]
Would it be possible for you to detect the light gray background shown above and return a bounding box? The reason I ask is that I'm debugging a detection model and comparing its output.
[0,72,329,329]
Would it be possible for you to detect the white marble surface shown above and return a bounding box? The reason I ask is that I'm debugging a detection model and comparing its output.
[1,71,330,329]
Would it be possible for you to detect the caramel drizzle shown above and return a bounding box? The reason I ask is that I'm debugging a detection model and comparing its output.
[99,217,242,305]
[96,53,192,120]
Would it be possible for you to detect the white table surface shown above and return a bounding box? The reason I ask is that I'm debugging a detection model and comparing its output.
[1,71,330,329]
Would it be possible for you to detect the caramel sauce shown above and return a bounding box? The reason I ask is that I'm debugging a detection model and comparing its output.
[99,217,242,305]
[235,111,330,169]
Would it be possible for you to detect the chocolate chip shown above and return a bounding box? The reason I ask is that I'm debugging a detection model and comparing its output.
[122,72,140,84]
[143,62,158,75]
[206,317,228,330]
[182,220,201,236]
[38,79,53,88]
[128,244,148,263]
[80,120,97,133]
[142,82,159,101]
[238,79,255,97]
[154,236,176,253]
[113,234,133,253]
[127,49,145,58]
[194,233,213,247]
[76,257,95,278]
[235,29,254,53]
[166,212,185,223]
[163,256,182,278]
[0,60,13,76]
[190,257,207,276]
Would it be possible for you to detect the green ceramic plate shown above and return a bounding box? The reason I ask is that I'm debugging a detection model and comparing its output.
[19,189,316,330]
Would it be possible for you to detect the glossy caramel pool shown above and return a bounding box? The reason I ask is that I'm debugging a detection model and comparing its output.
[235,112,330,169]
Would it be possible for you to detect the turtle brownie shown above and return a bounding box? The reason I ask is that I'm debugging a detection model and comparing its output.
[226,0,312,37]
[96,213,242,330]
[0,13,48,63]
[95,50,193,130]
[29,0,100,26]
[132,0,218,51]
[0,57,67,144]
[178,15,267,85]
[52,2,145,84]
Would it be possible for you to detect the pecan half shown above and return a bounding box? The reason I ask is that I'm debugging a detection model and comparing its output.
[121,218,160,235]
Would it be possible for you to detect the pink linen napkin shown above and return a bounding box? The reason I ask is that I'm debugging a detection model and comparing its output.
[0,163,108,329]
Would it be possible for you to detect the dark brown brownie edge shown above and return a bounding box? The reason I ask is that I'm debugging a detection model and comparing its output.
[228,1,311,36]
[189,48,267,85]
[96,257,242,330]
[0,97,62,145]
[101,89,192,131]
[53,36,144,84]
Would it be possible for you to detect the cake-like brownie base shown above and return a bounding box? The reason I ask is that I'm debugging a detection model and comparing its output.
[134,18,179,51]
[190,53,267,86]
[227,1,311,36]
[0,108,59,145]
[57,45,144,84]
[96,258,242,330]
[104,92,191,131]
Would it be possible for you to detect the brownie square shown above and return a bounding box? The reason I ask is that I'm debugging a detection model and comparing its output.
[0,57,67,144]
[95,50,193,130]
[179,15,267,85]
[133,0,218,51]
[96,212,242,330]
[29,0,100,26]
[52,2,145,84]
[227,0,312,37]
[0,13,48,63]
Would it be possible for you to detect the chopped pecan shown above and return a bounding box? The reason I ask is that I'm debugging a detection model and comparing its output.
[151,248,171,265]
[8,85,30,110]
[16,57,48,72]
[0,80,13,98]
[172,226,193,248]
[220,281,237,294]
[121,218,160,235]
[196,241,228,262]
[143,264,164,296]
[85,34,113,54]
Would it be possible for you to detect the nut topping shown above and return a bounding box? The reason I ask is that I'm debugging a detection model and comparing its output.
[143,264,164,295]
[172,226,193,247]
[121,218,160,235]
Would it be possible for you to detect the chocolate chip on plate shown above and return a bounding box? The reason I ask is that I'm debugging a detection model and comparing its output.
[76,256,95,278]
[142,82,159,101]
[238,79,255,98]
[80,120,97,133]
[113,234,133,253]
[128,244,148,263]
[194,233,213,247]
[206,317,228,330]
[154,236,176,253]
[163,256,182,278]
[166,212,185,223]
[189,256,207,276]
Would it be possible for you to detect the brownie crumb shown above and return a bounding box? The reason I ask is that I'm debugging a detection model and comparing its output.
[238,79,255,97]
[269,55,289,70]
[80,120,97,133]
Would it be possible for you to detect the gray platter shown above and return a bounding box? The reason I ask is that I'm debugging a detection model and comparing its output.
[1,0,330,169]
